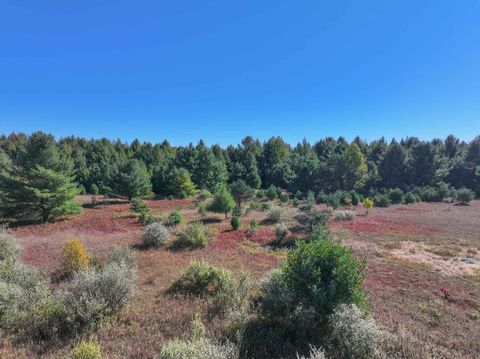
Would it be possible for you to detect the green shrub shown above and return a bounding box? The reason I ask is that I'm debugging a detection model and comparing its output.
[249,220,258,233]
[325,193,341,209]
[419,187,441,202]
[197,189,212,201]
[197,203,207,217]
[388,188,404,204]
[208,184,235,218]
[350,191,360,206]
[231,216,240,230]
[71,340,102,359]
[174,222,210,249]
[327,304,382,359]
[456,187,475,205]
[130,198,148,214]
[274,223,288,242]
[279,191,289,202]
[260,202,270,211]
[166,210,183,226]
[265,185,278,200]
[404,192,418,204]
[0,230,21,262]
[306,191,316,209]
[168,260,235,298]
[142,223,170,248]
[292,198,300,207]
[373,194,390,207]
[179,190,187,199]
[266,206,283,223]
[334,210,354,221]
[232,205,242,218]
[306,210,329,232]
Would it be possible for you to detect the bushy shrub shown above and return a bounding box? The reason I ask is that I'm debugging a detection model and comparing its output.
[292,198,300,207]
[61,239,89,275]
[0,230,21,262]
[130,198,148,214]
[337,191,352,206]
[174,222,210,249]
[197,189,212,201]
[157,315,237,359]
[249,220,258,233]
[306,191,316,209]
[279,191,289,202]
[306,210,329,232]
[139,211,155,224]
[231,216,240,230]
[260,202,270,211]
[275,223,288,242]
[61,263,136,332]
[325,193,341,209]
[308,223,330,242]
[404,192,418,204]
[142,223,170,248]
[456,187,475,205]
[232,205,242,218]
[107,246,136,269]
[350,191,360,206]
[327,304,382,359]
[266,185,278,200]
[166,210,183,226]
[334,210,354,221]
[436,182,455,200]
[197,203,207,217]
[168,260,235,298]
[388,188,404,204]
[179,190,188,199]
[419,187,441,202]
[373,194,390,207]
[266,206,283,223]
[71,340,102,359]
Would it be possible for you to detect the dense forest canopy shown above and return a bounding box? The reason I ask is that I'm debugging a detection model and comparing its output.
[0,132,479,206]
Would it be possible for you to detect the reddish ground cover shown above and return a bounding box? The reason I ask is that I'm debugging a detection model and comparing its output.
[332,215,438,235]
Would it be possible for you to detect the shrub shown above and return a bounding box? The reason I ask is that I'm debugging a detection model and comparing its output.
[350,191,360,206]
[456,187,475,205]
[388,188,404,204]
[107,246,136,269]
[197,189,212,201]
[327,304,382,359]
[266,185,278,200]
[249,220,258,233]
[130,198,148,214]
[142,223,170,248]
[266,206,283,223]
[308,223,330,242]
[362,198,373,211]
[337,191,352,206]
[306,191,316,209]
[292,198,300,207]
[334,210,354,221]
[231,216,240,230]
[71,340,102,359]
[232,205,242,218]
[404,192,418,204]
[166,210,183,226]
[61,263,136,333]
[419,187,441,202]
[275,223,288,242]
[279,191,289,202]
[260,202,270,211]
[179,190,187,199]
[197,203,207,217]
[0,230,21,262]
[174,222,210,249]
[61,239,89,275]
[306,210,329,232]
[373,194,390,207]
[325,193,341,209]
[139,211,154,224]
[208,184,235,218]
[168,260,235,298]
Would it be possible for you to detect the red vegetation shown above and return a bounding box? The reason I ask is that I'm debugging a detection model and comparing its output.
[333,216,438,235]
[210,227,276,250]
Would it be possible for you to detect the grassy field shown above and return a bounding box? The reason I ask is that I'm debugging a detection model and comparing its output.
[2,196,480,358]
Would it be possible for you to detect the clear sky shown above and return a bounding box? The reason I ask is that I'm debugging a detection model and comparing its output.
[1,1,480,146]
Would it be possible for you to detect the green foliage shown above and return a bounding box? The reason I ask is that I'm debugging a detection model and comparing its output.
[168,260,235,298]
[112,159,152,201]
[0,230,21,262]
[373,194,391,207]
[249,220,258,233]
[388,188,404,204]
[90,184,99,195]
[266,206,283,223]
[278,191,289,202]
[265,185,278,200]
[231,216,240,230]
[456,187,474,205]
[232,205,242,217]
[165,167,196,198]
[197,203,207,217]
[274,223,288,242]
[342,143,368,190]
[404,192,418,204]
[166,209,183,226]
[325,192,341,209]
[418,186,441,202]
[229,179,255,206]
[71,341,102,359]
[174,222,210,249]
[350,191,360,205]
[142,223,170,247]
[130,197,149,214]
[208,184,235,218]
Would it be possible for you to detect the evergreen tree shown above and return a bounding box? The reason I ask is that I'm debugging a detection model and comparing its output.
[0,132,81,222]
[229,179,255,206]
[112,159,152,201]
[379,142,409,189]
[166,167,196,198]
[208,184,235,218]
[341,143,368,191]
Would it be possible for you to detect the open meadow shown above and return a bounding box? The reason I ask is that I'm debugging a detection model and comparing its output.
[2,196,479,359]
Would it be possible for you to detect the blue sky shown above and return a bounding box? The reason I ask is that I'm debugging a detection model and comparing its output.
[1,1,480,146]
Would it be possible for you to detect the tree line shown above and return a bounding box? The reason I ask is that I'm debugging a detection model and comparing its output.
[0,132,479,222]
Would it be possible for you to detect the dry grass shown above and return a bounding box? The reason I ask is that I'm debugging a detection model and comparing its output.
[2,199,480,358]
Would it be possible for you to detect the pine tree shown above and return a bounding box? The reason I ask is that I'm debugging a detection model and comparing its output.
[112,159,152,201]
[167,167,196,198]
[208,184,235,218]
[0,132,81,222]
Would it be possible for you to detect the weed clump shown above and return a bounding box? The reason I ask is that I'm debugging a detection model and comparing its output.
[142,223,170,248]
[174,222,210,249]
